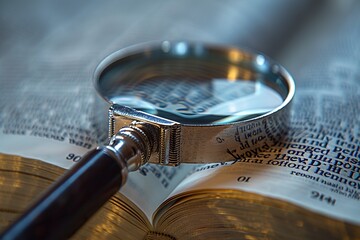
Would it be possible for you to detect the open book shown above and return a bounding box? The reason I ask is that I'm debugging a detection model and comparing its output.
[0,0,359,239]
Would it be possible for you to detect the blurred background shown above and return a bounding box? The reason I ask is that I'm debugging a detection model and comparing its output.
[0,0,350,144]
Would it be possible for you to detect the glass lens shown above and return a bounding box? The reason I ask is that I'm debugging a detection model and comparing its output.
[97,45,284,125]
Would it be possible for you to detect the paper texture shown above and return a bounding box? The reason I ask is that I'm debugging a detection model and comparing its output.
[1,0,358,223]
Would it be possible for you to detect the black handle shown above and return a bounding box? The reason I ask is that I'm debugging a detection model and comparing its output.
[0,147,124,240]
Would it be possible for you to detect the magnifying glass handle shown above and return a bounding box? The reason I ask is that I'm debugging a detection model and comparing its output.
[0,147,125,240]
[0,124,153,240]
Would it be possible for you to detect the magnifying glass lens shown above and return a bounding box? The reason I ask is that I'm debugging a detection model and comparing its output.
[97,43,285,125]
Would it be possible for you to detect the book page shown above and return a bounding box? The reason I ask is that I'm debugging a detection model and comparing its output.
[166,2,360,225]
[0,0,320,220]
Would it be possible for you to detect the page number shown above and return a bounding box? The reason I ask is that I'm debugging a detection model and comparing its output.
[311,191,336,206]
[66,153,82,162]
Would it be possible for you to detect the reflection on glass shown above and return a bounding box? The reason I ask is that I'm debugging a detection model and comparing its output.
[100,52,284,125]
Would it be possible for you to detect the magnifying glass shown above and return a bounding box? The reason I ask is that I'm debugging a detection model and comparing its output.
[1,41,295,240]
